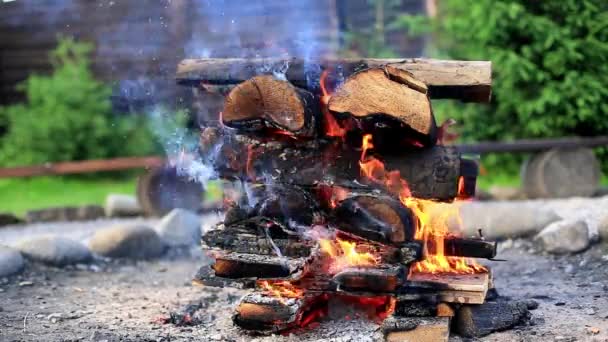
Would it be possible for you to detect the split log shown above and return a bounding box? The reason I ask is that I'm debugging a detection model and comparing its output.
[222,75,319,137]
[332,194,416,244]
[382,316,450,342]
[333,266,404,293]
[328,67,437,147]
[406,272,490,304]
[444,238,497,259]
[211,252,303,279]
[176,58,492,102]
[454,301,531,337]
[199,128,471,201]
[192,264,256,289]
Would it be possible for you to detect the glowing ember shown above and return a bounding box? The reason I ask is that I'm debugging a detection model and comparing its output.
[320,70,346,137]
[358,134,486,275]
[258,280,304,299]
[319,238,379,274]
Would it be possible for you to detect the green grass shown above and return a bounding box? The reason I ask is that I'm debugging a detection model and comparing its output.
[476,171,608,191]
[0,176,138,216]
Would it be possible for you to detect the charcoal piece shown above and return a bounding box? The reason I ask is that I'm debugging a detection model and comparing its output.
[253,184,318,228]
[398,242,425,265]
[224,205,250,225]
[444,238,497,259]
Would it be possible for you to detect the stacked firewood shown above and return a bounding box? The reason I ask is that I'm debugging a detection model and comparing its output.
[177,58,528,340]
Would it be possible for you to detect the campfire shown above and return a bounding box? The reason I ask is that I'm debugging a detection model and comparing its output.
[181,58,530,340]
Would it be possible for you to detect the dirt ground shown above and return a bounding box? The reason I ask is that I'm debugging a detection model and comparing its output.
[1,226,607,341]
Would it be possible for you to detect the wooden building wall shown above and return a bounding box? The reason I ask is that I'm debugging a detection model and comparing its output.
[0,0,423,109]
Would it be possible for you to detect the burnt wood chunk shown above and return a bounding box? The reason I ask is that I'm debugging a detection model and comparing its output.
[253,184,319,228]
[233,293,306,333]
[333,195,416,244]
[444,238,497,259]
[328,67,437,147]
[454,301,531,337]
[212,253,303,279]
[398,242,425,265]
[382,316,450,342]
[176,58,492,102]
[192,264,256,289]
[333,266,404,293]
[222,75,319,137]
[393,299,437,317]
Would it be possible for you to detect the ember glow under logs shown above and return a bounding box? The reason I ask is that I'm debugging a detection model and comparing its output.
[182,57,519,340]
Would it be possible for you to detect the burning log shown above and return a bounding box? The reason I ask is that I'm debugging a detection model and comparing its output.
[332,266,404,293]
[199,128,472,201]
[406,272,490,305]
[222,75,319,137]
[454,301,531,337]
[443,238,497,259]
[332,194,416,245]
[176,58,492,102]
[328,67,437,147]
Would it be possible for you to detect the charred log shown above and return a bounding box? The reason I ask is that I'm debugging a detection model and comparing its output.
[454,301,531,337]
[444,238,497,259]
[328,67,437,147]
[233,293,306,333]
[332,194,416,244]
[222,75,319,137]
[393,299,437,317]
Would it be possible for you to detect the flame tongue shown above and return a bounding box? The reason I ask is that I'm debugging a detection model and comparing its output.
[320,70,347,138]
[358,134,486,275]
[319,238,379,274]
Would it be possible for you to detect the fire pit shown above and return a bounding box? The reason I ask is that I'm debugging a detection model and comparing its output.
[177,58,531,340]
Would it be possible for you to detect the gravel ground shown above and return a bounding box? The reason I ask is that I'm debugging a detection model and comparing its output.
[1,217,607,341]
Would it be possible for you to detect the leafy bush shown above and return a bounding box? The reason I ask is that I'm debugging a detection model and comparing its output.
[396,0,608,172]
[0,38,157,166]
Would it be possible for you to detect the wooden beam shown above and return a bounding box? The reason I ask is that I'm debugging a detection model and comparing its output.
[175,58,492,102]
[0,156,164,178]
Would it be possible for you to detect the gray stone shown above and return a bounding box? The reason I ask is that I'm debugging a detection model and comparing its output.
[535,220,590,254]
[16,236,92,266]
[0,212,22,226]
[155,209,201,247]
[26,205,104,223]
[599,213,608,241]
[88,224,165,259]
[455,201,561,240]
[0,245,24,277]
[104,194,142,217]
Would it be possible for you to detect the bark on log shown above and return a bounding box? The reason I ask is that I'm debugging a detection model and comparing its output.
[176,58,492,102]
[199,128,470,201]
[328,67,437,147]
[454,301,531,337]
[222,75,319,137]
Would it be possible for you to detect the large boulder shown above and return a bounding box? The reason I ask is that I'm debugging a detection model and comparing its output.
[88,224,165,259]
[16,236,92,266]
[455,201,561,240]
[104,194,142,217]
[0,212,22,226]
[155,209,201,247]
[535,220,590,254]
[0,245,25,277]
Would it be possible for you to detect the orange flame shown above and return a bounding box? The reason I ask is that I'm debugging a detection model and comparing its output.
[359,134,486,275]
[258,280,304,300]
[320,70,346,137]
[319,238,379,274]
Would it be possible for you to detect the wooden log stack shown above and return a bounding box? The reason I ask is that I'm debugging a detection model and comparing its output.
[176,57,528,340]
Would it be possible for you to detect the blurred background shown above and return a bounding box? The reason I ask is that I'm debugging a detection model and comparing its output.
[0,0,606,218]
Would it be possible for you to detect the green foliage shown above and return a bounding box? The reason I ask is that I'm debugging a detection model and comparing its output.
[0,37,157,166]
[396,0,608,172]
